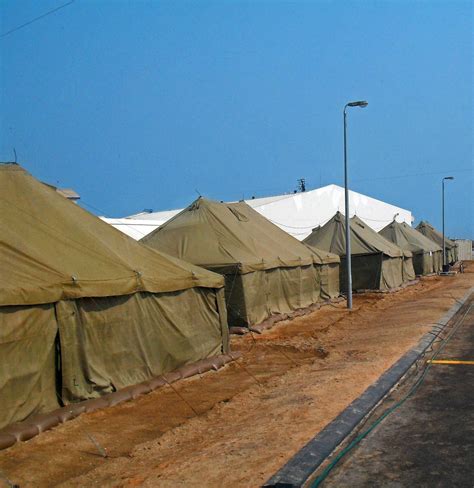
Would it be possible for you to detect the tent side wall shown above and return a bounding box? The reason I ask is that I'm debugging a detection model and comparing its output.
[248,265,319,327]
[402,256,416,282]
[433,250,443,272]
[0,304,60,429]
[267,264,321,312]
[319,263,340,300]
[340,254,382,291]
[433,251,442,273]
[222,272,248,328]
[381,256,404,290]
[412,253,429,275]
[412,252,442,275]
[1,286,228,428]
[58,288,228,403]
[448,247,457,264]
[220,264,333,328]
[412,250,443,276]
[339,254,405,291]
[221,270,271,328]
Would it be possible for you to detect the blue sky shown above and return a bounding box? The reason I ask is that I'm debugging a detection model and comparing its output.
[1,0,472,237]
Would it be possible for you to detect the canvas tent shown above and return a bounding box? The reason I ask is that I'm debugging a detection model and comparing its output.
[119,184,414,241]
[379,220,443,275]
[141,198,340,328]
[0,163,229,429]
[416,221,458,264]
[303,212,415,291]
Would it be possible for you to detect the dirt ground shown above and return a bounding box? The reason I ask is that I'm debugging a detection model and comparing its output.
[0,266,473,488]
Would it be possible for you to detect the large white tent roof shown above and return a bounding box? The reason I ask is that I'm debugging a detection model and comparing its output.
[106,184,413,241]
[99,217,167,240]
[242,184,413,239]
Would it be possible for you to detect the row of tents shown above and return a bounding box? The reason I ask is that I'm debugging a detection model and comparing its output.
[1,164,230,429]
[0,163,457,429]
[301,212,456,291]
[142,204,456,298]
[0,164,340,429]
[140,198,341,328]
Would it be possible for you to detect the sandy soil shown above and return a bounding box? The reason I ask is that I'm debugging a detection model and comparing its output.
[0,266,473,488]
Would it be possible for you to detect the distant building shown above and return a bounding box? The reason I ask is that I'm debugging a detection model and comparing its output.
[453,239,473,261]
[104,184,414,241]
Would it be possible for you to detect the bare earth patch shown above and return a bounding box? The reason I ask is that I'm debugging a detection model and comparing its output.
[0,265,473,488]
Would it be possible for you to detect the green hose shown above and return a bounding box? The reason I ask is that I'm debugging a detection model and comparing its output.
[310,303,472,487]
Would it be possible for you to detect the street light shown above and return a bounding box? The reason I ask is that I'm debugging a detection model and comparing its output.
[344,100,368,309]
[442,176,454,269]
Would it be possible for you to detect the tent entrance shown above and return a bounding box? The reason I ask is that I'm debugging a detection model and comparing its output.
[340,254,382,291]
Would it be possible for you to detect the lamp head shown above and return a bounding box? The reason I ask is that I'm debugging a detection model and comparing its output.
[443,176,454,181]
[347,100,368,108]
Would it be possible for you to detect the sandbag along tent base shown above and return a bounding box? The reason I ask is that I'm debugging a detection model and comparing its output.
[0,163,229,429]
[416,221,458,265]
[380,220,443,275]
[141,198,340,329]
[303,212,415,292]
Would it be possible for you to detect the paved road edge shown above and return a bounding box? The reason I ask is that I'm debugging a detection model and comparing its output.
[264,285,474,487]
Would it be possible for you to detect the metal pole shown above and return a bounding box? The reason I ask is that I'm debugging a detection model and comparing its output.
[341,100,367,308]
[442,179,446,267]
[344,106,352,309]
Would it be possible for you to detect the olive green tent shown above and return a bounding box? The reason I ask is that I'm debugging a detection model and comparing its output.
[379,221,443,275]
[303,212,415,291]
[416,221,458,265]
[0,163,228,429]
[141,198,340,328]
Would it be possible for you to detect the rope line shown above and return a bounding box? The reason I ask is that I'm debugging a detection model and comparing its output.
[1,0,74,39]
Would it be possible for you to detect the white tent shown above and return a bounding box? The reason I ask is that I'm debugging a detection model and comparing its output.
[99,218,167,240]
[105,184,414,241]
[242,184,414,240]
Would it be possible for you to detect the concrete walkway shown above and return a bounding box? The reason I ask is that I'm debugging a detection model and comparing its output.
[324,296,474,487]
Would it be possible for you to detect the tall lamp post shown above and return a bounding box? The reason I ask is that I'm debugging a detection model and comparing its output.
[344,100,368,309]
[442,176,454,269]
